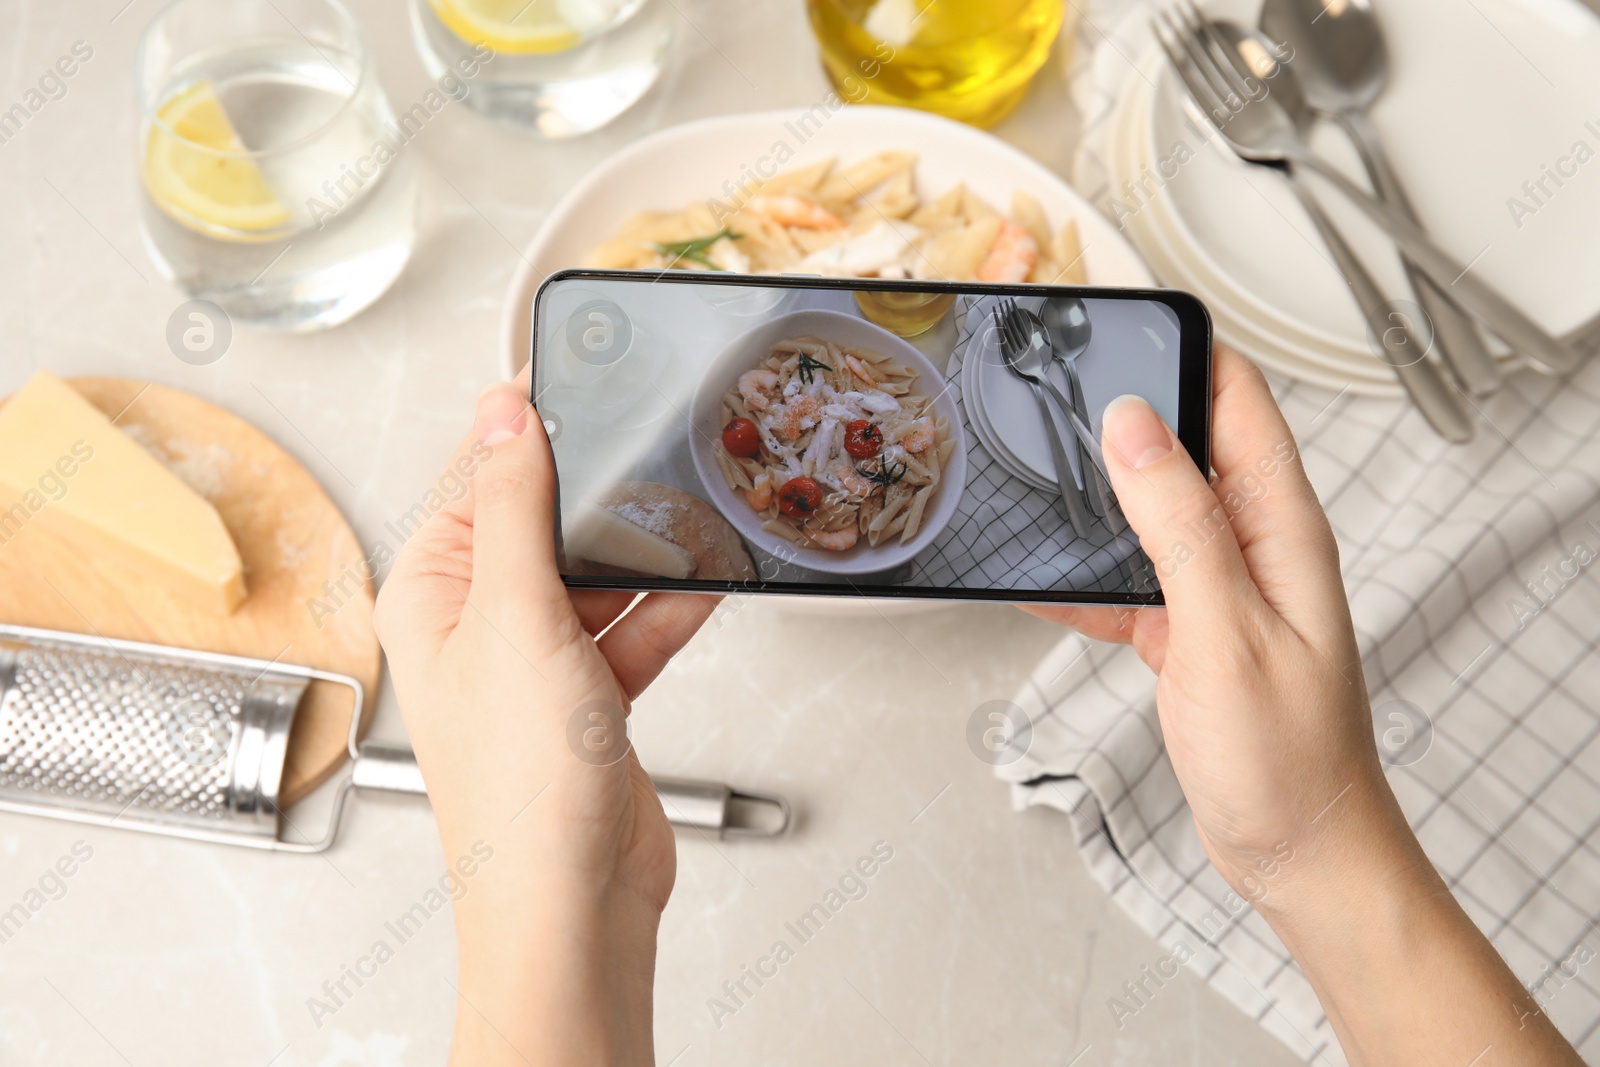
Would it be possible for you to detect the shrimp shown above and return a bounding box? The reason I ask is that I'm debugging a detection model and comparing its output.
[749,192,844,230]
[830,461,875,498]
[773,394,822,440]
[899,416,936,454]
[805,525,859,551]
[976,220,1039,284]
[744,472,773,510]
[739,369,779,412]
[844,354,877,387]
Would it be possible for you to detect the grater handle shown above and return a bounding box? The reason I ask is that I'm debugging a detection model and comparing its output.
[323,744,789,841]
[351,743,428,795]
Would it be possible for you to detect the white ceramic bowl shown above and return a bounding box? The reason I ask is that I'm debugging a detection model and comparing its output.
[688,309,967,577]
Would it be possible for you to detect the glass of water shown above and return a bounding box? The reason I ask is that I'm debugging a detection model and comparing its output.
[409,0,675,136]
[135,0,419,331]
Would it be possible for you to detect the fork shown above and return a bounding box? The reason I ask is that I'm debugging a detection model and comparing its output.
[1152,0,1578,380]
[992,302,1096,538]
[1159,9,1471,441]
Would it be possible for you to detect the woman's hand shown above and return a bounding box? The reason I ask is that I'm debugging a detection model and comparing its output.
[1028,343,1395,894]
[1029,345,1580,1065]
[374,369,716,1067]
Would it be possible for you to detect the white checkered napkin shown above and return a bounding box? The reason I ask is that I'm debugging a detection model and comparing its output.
[906,295,1146,594]
[1005,361,1600,1065]
[1000,3,1600,1062]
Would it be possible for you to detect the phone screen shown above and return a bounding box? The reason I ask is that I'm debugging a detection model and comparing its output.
[532,270,1211,605]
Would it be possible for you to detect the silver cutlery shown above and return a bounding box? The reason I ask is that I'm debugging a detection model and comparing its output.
[999,301,1117,488]
[1152,0,1579,379]
[1259,0,1502,396]
[1039,297,1123,519]
[1200,19,1472,441]
[993,301,1095,537]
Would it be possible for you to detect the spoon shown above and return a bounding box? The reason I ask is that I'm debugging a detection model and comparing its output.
[1039,297,1121,521]
[1153,2,1576,379]
[1259,0,1502,396]
[993,302,1095,538]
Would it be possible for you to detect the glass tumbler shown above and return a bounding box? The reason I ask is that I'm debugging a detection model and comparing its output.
[409,0,676,137]
[136,0,419,331]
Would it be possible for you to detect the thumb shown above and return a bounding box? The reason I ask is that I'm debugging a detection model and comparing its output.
[466,383,567,613]
[1100,394,1258,628]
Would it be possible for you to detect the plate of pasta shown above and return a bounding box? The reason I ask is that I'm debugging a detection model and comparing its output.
[498,105,1155,379]
[689,309,967,575]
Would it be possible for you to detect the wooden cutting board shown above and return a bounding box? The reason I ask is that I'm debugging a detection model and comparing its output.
[566,480,757,581]
[0,377,378,805]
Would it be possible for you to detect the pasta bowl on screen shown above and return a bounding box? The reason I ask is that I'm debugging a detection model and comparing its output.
[689,309,968,578]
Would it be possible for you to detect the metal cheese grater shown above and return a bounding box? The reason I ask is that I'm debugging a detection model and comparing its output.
[0,623,366,852]
[0,624,787,852]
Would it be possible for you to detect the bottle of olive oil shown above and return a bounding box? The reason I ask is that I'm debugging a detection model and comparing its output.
[807,0,1065,128]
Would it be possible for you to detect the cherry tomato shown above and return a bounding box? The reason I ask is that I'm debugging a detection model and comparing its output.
[777,477,823,519]
[721,417,761,458]
[843,419,883,459]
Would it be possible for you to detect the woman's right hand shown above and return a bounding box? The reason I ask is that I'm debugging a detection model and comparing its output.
[1028,345,1581,1065]
[1027,344,1405,895]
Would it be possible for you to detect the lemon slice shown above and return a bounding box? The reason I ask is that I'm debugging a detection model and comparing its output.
[143,81,291,239]
[428,0,583,54]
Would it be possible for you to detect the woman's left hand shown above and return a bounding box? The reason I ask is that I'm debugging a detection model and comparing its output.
[374,367,717,1066]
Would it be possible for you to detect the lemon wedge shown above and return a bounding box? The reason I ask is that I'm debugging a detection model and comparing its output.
[428,0,584,54]
[143,81,291,239]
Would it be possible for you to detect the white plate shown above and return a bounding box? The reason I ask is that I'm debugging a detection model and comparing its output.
[1105,59,1405,393]
[498,105,1156,378]
[969,290,1188,478]
[960,321,1058,492]
[687,308,967,576]
[1147,0,1600,355]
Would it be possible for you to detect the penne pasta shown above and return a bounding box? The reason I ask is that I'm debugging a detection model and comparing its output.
[584,152,1091,286]
[714,335,950,554]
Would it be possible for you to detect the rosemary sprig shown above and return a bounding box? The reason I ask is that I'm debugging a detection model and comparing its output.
[855,454,908,495]
[796,352,831,385]
[651,227,742,269]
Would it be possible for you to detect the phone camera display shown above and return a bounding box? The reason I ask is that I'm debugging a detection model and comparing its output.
[535,274,1200,603]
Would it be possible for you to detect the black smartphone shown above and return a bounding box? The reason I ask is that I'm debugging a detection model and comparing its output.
[530,269,1211,606]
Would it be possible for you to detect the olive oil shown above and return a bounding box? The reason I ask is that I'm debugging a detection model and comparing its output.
[807,0,1065,128]
[853,289,957,337]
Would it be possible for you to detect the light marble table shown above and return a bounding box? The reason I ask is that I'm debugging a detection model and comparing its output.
[0,1,1301,1063]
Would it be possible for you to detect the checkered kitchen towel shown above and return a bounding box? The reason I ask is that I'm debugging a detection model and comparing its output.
[1000,2,1600,1062]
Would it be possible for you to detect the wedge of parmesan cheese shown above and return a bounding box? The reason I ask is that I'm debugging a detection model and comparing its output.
[564,504,695,579]
[0,370,247,613]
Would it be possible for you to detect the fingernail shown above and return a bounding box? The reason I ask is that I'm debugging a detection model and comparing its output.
[477,383,530,447]
[1102,395,1173,469]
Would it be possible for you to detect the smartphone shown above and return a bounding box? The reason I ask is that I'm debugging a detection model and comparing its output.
[530,269,1211,606]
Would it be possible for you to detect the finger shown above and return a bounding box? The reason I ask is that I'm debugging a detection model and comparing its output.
[466,381,569,613]
[389,365,536,597]
[1020,604,1174,673]
[1203,346,1347,631]
[595,592,719,700]
[571,590,640,636]
[377,367,534,662]
[1020,603,1138,645]
[1100,390,1260,632]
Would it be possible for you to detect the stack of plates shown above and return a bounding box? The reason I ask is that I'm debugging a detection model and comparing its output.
[961,295,1184,492]
[1093,0,1600,395]
[961,301,1057,493]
